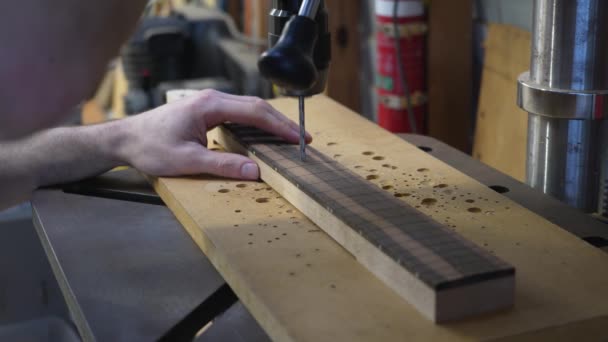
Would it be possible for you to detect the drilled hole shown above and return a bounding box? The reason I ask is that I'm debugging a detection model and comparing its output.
[583,236,608,248]
[421,198,437,206]
[489,185,510,194]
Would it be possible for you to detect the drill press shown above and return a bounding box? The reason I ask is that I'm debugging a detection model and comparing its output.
[258,0,331,160]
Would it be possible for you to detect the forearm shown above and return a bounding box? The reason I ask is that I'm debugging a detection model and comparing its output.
[0,121,129,209]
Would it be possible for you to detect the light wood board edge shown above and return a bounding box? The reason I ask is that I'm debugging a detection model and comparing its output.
[151,175,297,342]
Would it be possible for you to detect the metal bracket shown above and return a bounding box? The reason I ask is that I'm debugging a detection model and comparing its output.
[517,71,608,120]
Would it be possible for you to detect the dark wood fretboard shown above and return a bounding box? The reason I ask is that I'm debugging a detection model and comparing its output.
[221,123,515,322]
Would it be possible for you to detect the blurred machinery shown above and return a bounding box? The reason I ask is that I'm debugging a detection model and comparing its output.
[517,0,608,216]
[121,5,272,114]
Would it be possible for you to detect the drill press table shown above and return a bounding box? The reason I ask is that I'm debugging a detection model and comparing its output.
[33,97,608,341]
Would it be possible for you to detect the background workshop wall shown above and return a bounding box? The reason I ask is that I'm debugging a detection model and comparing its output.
[472,0,533,181]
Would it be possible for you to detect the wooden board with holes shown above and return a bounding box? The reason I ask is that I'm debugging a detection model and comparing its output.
[217,123,514,323]
[152,95,608,341]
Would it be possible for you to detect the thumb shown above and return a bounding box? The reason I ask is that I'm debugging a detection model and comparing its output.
[195,149,260,180]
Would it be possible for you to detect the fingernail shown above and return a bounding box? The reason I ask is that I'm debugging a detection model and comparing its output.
[306,131,313,142]
[241,163,260,180]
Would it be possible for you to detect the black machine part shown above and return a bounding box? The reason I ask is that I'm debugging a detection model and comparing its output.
[258,16,318,92]
[259,0,331,96]
[121,6,271,115]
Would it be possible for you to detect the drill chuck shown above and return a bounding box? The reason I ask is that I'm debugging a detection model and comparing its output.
[258,16,319,92]
[259,0,331,97]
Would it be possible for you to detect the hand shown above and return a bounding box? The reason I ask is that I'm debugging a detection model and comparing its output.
[119,90,312,180]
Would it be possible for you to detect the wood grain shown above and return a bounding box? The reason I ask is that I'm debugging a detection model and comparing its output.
[154,94,608,341]
[218,123,514,322]
[473,24,530,182]
[325,0,361,112]
[428,0,473,151]
[244,1,270,39]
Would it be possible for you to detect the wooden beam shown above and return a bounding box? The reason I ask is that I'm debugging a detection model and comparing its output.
[244,1,270,39]
[216,123,514,322]
[226,0,243,32]
[154,94,608,340]
[81,100,106,125]
[473,24,530,182]
[111,61,128,119]
[428,0,473,152]
[325,0,361,112]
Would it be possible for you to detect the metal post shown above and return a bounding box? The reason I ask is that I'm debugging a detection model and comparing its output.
[518,0,608,213]
[298,0,321,19]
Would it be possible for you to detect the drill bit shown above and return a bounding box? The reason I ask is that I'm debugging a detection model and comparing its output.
[298,96,307,161]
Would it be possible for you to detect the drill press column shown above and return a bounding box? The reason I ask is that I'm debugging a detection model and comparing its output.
[517,0,608,213]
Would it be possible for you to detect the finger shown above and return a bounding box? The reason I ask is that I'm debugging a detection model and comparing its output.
[193,149,260,180]
[198,92,313,143]
[212,92,312,141]
[204,96,300,143]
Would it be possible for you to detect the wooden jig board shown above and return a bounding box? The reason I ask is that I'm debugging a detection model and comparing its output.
[473,24,530,182]
[153,95,608,341]
[218,123,515,322]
